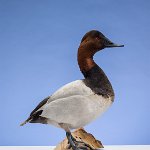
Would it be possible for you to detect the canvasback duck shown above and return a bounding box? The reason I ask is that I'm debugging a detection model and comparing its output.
[21,30,124,150]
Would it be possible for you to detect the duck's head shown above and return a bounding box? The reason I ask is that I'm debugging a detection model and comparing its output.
[78,30,124,72]
[80,30,124,53]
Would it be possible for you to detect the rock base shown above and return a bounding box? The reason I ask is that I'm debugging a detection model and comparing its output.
[55,128,103,150]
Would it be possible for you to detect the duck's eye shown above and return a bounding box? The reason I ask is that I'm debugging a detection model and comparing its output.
[95,37,100,40]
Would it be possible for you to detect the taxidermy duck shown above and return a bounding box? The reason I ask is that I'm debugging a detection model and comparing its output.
[21,30,124,150]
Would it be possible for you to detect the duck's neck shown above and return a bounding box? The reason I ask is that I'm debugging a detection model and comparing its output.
[77,44,114,99]
[77,44,97,78]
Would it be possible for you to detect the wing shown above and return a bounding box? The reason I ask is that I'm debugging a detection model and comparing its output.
[41,95,96,128]
[41,93,109,129]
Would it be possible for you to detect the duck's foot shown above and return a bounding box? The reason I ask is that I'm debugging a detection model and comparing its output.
[66,132,92,150]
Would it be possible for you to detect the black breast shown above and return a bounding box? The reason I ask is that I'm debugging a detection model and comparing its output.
[82,65,114,100]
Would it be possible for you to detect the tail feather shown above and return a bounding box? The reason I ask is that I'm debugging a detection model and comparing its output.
[20,96,49,126]
[20,110,47,126]
[20,117,31,126]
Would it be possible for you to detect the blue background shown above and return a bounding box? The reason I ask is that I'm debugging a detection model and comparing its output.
[0,0,150,146]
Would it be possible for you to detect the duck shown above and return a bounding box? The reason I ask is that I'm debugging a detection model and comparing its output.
[21,30,124,150]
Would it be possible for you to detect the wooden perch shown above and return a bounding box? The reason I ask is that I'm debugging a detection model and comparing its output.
[55,128,104,150]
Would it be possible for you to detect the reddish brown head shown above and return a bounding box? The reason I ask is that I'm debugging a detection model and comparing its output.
[78,30,124,72]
